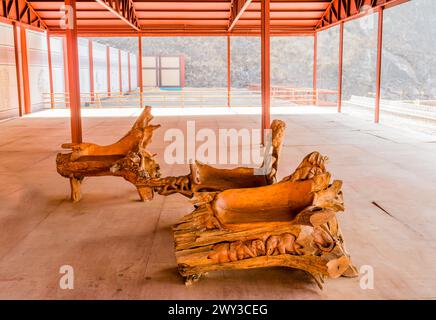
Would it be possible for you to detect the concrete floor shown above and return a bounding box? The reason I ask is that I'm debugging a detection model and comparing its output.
[0,107,435,299]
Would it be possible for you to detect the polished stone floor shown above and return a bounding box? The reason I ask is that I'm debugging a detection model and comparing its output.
[0,107,435,299]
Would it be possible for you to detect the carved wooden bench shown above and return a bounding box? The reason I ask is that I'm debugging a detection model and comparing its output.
[56,106,161,202]
[173,152,358,288]
[143,119,286,197]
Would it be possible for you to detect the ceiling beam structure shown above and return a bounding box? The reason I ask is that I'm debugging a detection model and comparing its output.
[95,0,140,31]
[316,0,409,31]
[0,0,47,30]
[228,0,252,31]
[4,1,410,36]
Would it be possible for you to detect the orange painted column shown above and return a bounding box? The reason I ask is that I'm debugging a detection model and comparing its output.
[375,7,384,124]
[127,53,131,92]
[138,35,143,108]
[65,0,82,143]
[19,27,31,114]
[227,34,231,108]
[118,49,122,95]
[261,0,271,143]
[88,39,94,103]
[106,46,111,97]
[337,22,344,113]
[313,32,318,106]
[46,32,55,109]
[12,23,23,117]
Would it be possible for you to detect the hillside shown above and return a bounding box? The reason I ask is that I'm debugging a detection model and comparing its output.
[94,0,435,101]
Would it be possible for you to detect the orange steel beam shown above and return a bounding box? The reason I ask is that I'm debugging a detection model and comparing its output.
[106,46,111,97]
[0,0,47,30]
[227,34,231,108]
[118,48,122,95]
[65,0,82,143]
[95,0,140,31]
[374,6,383,124]
[127,52,131,92]
[261,0,270,144]
[228,0,253,31]
[48,28,316,38]
[138,34,143,108]
[316,0,408,31]
[12,22,23,116]
[313,31,317,105]
[337,21,344,113]
[19,26,31,114]
[46,31,54,109]
[88,39,94,102]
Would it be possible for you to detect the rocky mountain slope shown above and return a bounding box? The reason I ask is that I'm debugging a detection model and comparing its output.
[94,0,435,101]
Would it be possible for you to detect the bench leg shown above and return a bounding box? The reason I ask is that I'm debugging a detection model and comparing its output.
[137,186,154,201]
[70,177,83,202]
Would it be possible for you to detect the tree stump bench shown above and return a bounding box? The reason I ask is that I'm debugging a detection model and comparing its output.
[56,106,161,202]
[173,152,358,288]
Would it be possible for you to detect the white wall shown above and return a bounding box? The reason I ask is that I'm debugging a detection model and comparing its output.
[121,50,129,92]
[26,29,50,112]
[0,23,20,119]
[78,38,90,95]
[92,42,108,94]
[130,53,137,89]
[49,37,65,94]
[110,47,120,93]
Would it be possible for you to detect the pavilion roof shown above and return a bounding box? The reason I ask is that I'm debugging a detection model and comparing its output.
[2,0,408,36]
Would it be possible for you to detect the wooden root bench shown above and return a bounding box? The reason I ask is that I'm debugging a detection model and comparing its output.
[173,152,358,288]
[56,107,357,289]
[56,106,162,202]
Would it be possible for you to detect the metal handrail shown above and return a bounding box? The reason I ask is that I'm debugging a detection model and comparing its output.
[42,86,339,108]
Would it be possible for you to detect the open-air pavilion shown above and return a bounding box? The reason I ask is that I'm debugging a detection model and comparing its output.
[0,0,435,299]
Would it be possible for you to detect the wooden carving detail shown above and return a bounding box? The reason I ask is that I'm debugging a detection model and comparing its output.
[173,151,357,289]
[139,175,193,198]
[138,119,286,198]
[56,106,161,202]
[208,233,302,264]
[265,119,286,184]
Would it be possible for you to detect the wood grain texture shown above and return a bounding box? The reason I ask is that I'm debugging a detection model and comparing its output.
[173,152,357,288]
[56,106,161,202]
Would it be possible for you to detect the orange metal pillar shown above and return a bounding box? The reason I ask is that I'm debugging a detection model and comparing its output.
[12,23,23,117]
[118,49,122,95]
[337,22,344,113]
[375,7,384,124]
[227,34,231,108]
[88,39,94,103]
[107,46,111,97]
[138,35,143,108]
[65,0,82,143]
[261,0,271,143]
[46,32,55,109]
[127,53,131,92]
[313,32,318,106]
[20,27,31,114]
